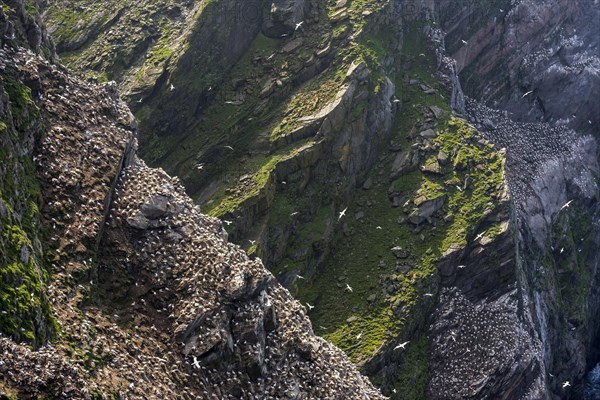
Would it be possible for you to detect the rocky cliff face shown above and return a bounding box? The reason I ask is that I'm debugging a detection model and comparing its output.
[437,0,600,135]
[435,0,600,397]
[2,0,599,399]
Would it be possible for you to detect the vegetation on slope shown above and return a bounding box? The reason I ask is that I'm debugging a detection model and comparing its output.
[0,71,58,347]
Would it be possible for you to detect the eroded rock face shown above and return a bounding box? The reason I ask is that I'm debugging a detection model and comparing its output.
[452,48,600,400]
[429,288,544,399]
[0,0,54,55]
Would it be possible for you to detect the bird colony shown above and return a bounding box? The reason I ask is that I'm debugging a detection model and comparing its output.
[428,287,542,398]
[0,47,386,399]
[465,97,583,209]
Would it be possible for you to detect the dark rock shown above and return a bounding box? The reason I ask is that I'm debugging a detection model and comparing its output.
[391,246,408,259]
[140,194,172,219]
[408,196,446,225]
[390,151,418,179]
[128,213,150,230]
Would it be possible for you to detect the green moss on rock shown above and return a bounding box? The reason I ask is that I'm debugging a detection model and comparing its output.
[0,71,58,348]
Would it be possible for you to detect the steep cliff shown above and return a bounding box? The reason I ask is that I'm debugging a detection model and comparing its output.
[434,0,600,397]
[2,0,599,399]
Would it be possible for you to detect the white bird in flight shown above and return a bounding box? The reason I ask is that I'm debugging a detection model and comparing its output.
[295,21,304,31]
[394,341,410,350]
[223,220,233,226]
[461,39,468,44]
[560,199,573,210]
[306,302,314,310]
[338,207,348,220]
[170,83,175,91]
[562,381,571,388]
[345,283,353,292]
[522,90,533,98]
[458,265,466,269]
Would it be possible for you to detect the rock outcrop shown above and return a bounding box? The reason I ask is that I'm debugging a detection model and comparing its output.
[429,3,600,396]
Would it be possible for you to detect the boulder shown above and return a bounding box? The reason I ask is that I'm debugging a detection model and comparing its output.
[390,151,418,180]
[430,106,445,119]
[408,196,446,225]
[421,158,442,174]
[140,194,171,219]
[419,129,437,139]
[128,213,150,230]
[391,246,408,259]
